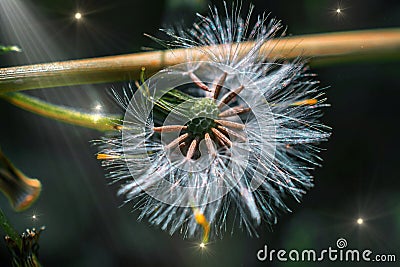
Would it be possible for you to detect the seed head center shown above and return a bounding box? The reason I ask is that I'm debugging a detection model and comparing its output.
[187,98,219,136]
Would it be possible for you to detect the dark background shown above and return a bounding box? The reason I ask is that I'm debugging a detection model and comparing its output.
[0,0,399,266]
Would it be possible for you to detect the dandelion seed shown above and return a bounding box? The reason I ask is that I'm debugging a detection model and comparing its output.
[193,208,210,244]
[96,2,330,243]
[97,153,121,160]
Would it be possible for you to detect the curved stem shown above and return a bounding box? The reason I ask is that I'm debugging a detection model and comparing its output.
[0,93,121,131]
[0,28,399,93]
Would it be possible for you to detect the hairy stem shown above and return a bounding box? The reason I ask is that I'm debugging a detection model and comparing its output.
[0,28,399,93]
[0,28,399,132]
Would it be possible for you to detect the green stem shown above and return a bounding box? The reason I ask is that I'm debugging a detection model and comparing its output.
[0,208,22,249]
[0,93,122,132]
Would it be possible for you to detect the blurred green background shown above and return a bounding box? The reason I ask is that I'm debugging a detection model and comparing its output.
[0,0,399,266]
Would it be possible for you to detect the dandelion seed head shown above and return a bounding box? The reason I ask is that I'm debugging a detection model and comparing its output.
[96,2,330,242]
[187,98,219,136]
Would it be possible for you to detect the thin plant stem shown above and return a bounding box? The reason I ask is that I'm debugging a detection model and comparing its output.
[0,93,121,131]
[0,28,399,93]
[0,208,22,249]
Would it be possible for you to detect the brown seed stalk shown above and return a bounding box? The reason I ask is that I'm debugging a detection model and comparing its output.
[214,119,245,130]
[211,127,232,147]
[165,133,189,149]
[153,125,187,133]
[218,85,245,108]
[213,72,228,100]
[204,133,216,156]
[218,106,251,117]
[189,72,211,92]
[217,125,247,142]
[186,138,199,159]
